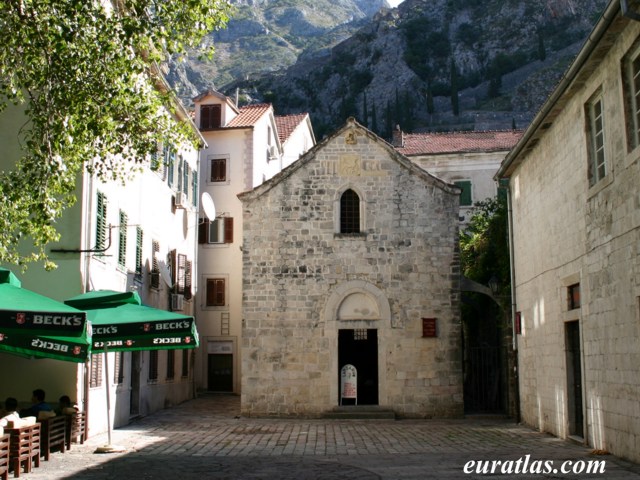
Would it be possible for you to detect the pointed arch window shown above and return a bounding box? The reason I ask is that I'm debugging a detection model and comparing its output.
[340,189,360,234]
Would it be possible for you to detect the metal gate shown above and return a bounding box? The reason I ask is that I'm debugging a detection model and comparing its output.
[464,346,507,414]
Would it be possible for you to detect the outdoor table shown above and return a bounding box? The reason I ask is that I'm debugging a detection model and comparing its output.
[6,424,40,478]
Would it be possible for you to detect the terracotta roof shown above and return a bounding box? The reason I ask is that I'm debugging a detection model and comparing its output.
[396,130,524,156]
[275,113,308,144]
[225,103,272,128]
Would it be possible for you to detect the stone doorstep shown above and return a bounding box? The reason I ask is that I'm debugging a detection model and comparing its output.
[321,405,396,420]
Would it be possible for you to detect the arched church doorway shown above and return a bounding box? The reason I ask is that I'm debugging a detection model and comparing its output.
[338,329,378,405]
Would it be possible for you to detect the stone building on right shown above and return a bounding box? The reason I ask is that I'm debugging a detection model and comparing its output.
[496,0,640,463]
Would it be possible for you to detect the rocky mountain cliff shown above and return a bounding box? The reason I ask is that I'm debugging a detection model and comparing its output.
[166,0,389,100]
[168,0,609,138]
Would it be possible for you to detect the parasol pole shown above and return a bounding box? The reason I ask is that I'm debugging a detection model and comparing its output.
[94,345,125,453]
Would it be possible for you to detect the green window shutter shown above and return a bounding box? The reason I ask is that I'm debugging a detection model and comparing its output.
[166,147,175,187]
[192,171,199,207]
[135,227,143,275]
[118,211,127,268]
[95,192,107,250]
[454,181,472,206]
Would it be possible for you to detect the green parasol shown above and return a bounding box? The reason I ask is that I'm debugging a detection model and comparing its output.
[0,268,86,337]
[64,289,198,453]
[0,328,91,363]
[64,290,198,353]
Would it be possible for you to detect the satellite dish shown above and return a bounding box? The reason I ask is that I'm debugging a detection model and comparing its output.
[201,192,216,220]
[157,261,173,288]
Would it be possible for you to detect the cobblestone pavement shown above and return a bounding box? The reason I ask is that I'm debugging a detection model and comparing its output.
[21,395,640,479]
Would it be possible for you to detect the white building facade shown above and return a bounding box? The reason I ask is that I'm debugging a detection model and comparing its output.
[0,96,203,436]
[394,129,522,222]
[193,91,315,395]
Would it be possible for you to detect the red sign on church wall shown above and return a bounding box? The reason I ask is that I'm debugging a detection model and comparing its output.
[422,318,437,338]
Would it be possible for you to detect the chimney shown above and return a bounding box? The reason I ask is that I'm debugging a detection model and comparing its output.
[392,125,404,148]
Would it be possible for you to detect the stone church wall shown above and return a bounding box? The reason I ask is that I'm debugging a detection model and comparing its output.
[240,121,463,417]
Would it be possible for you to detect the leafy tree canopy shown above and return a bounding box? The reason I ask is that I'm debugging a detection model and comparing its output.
[0,0,232,269]
[459,195,511,303]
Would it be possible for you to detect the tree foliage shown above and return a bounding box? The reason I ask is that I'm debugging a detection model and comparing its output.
[459,195,511,300]
[0,0,232,268]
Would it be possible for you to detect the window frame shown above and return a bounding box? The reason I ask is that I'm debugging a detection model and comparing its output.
[95,191,107,251]
[205,277,227,308]
[199,217,234,245]
[118,210,128,270]
[148,350,158,382]
[90,354,103,388]
[200,104,222,130]
[166,350,175,381]
[209,156,229,184]
[135,227,143,276]
[622,39,640,152]
[585,91,607,187]
[454,180,473,207]
[339,189,361,234]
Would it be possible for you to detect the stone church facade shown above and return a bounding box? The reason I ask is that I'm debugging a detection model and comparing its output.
[239,118,463,417]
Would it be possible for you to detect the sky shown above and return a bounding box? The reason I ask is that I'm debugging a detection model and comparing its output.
[387,0,404,7]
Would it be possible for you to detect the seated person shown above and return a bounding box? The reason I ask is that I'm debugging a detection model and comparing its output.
[55,395,78,415]
[19,388,53,418]
[0,397,20,427]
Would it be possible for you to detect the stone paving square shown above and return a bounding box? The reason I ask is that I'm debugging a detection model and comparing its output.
[22,395,640,479]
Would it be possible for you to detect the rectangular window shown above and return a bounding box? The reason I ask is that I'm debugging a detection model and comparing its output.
[183,162,190,197]
[118,210,128,269]
[200,104,222,130]
[166,350,175,381]
[177,155,183,193]
[95,192,107,250]
[90,354,103,388]
[206,278,226,307]
[353,329,368,340]
[586,93,607,186]
[176,253,187,295]
[148,350,158,382]
[192,171,199,208]
[198,217,234,244]
[454,180,473,206]
[114,351,124,385]
[165,146,176,188]
[622,41,640,151]
[184,260,192,299]
[182,350,189,378]
[568,283,581,310]
[150,240,160,289]
[150,142,163,172]
[210,158,227,182]
[135,227,143,275]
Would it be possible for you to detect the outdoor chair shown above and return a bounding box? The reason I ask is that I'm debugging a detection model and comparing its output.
[40,416,66,461]
[65,411,86,449]
[0,433,9,480]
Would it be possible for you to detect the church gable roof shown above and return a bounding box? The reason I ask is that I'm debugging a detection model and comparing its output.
[239,118,460,203]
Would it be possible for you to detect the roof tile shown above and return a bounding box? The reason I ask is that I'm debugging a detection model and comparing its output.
[275,113,308,144]
[396,130,524,155]
[225,103,272,128]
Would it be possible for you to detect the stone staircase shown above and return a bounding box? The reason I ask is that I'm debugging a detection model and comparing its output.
[321,406,396,420]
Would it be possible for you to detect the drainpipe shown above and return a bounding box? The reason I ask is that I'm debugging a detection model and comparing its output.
[506,183,521,423]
